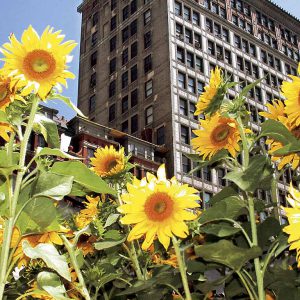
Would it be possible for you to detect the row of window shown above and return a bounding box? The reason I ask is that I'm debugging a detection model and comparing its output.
[176,47,204,72]
[176,23,202,47]
[234,34,256,57]
[177,71,204,95]
[202,0,227,20]
[206,18,230,43]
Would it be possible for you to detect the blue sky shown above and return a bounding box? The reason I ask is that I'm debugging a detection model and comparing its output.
[0,1,299,119]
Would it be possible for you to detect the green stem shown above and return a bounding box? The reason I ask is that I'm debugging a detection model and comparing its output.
[61,235,91,300]
[261,242,279,277]
[270,175,280,220]
[237,116,249,168]
[0,96,39,300]
[172,236,192,300]
[236,117,265,300]
[236,271,257,300]
[248,196,265,300]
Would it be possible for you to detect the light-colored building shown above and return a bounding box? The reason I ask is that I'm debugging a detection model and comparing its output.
[77,0,300,207]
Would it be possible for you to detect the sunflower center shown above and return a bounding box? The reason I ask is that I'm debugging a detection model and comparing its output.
[23,49,56,80]
[211,125,230,143]
[107,159,118,172]
[0,84,8,102]
[144,192,174,221]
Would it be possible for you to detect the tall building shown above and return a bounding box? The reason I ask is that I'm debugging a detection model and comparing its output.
[77,0,300,208]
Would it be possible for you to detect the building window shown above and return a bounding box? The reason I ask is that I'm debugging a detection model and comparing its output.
[224,50,231,65]
[195,56,204,72]
[92,12,99,26]
[185,28,193,44]
[90,51,97,67]
[186,51,194,68]
[90,73,97,88]
[131,89,138,107]
[192,11,200,26]
[122,95,128,113]
[130,19,138,36]
[122,48,128,65]
[145,106,153,125]
[249,44,256,57]
[122,71,128,89]
[144,31,152,49]
[189,102,197,120]
[156,126,165,145]
[123,5,130,21]
[110,35,116,52]
[180,98,188,116]
[181,125,190,144]
[144,54,152,73]
[108,104,116,122]
[109,57,116,74]
[187,76,196,94]
[144,9,151,25]
[109,80,116,97]
[131,0,137,14]
[131,41,138,58]
[111,0,117,10]
[177,46,185,63]
[176,23,183,38]
[178,72,186,89]
[220,6,226,19]
[110,15,117,31]
[206,18,213,33]
[194,33,202,48]
[122,26,130,43]
[89,94,96,113]
[202,166,211,181]
[131,114,138,133]
[236,56,244,71]
[197,80,204,94]
[182,155,191,173]
[218,168,226,186]
[222,28,229,42]
[183,6,191,21]
[207,40,215,56]
[131,64,138,82]
[234,35,241,48]
[145,79,153,98]
[175,1,182,16]
[122,120,128,133]
[91,32,98,47]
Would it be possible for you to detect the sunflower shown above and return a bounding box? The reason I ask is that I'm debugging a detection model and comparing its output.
[75,195,100,229]
[0,122,13,141]
[90,145,125,178]
[259,100,285,120]
[0,72,24,111]
[259,100,300,170]
[77,235,97,256]
[118,164,200,250]
[152,253,178,268]
[192,113,241,160]
[195,67,223,116]
[0,25,76,99]
[282,184,300,268]
[282,75,300,127]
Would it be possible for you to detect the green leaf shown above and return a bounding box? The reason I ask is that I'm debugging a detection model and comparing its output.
[238,78,264,100]
[22,241,71,281]
[49,94,86,118]
[209,186,238,206]
[257,217,281,248]
[0,111,8,123]
[200,222,241,237]
[224,155,273,192]
[104,214,120,228]
[23,197,57,229]
[260,120,299,146]
[51,161,115,195]
[94,237,126,251]
[194,240,262,271]
[33,114,60,148]
[33,172,73,200]
[37,271,71,300]
[199,196,246,223]
[35,147,81,160]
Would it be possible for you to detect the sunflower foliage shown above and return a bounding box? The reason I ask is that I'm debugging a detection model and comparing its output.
[1,25,300,300]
